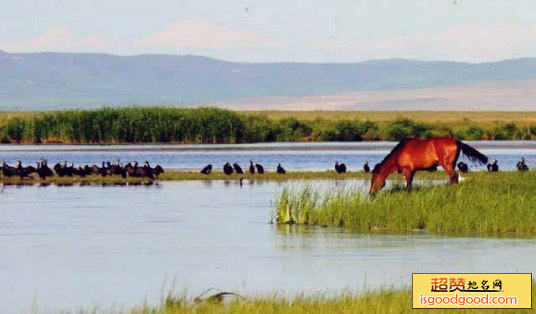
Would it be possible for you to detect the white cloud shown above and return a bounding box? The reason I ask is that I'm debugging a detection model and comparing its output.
[133,17,284,50]
[309,24,536,62]
[1,26,112,52]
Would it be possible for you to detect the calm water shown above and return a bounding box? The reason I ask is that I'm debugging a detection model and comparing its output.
[1,180,535,313]
[1,141,535,171]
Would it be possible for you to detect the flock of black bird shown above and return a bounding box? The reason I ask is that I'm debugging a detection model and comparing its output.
[1,156,531,181]
[199,157,530,176]
[1,160,164,180]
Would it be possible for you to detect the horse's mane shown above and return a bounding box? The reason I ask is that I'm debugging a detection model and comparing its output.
[372,139,410,173]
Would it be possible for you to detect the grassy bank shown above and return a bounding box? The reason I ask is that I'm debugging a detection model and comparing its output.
[135,284,536,313]
[2,108,536,143]
[274,171,536,236]
[0,169,453,184]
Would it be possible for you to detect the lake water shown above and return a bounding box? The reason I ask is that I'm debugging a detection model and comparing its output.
[1,141,536,172]
[1,179,535,312]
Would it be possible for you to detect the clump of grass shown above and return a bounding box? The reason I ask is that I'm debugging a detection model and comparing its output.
[135,283,536,314]
[274,171,536,236]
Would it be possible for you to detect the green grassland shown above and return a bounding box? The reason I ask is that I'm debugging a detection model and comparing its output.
[274,171,536,237]
[133,283,536,314]
[1,108,536,143]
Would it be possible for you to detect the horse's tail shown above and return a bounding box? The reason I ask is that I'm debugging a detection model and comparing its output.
[457,140,488,165]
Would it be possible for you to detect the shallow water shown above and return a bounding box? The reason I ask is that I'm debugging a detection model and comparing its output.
[1,180,535,312]
[1,141,535,171]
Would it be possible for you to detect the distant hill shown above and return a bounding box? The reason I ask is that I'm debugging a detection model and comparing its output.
[0,50,535,110]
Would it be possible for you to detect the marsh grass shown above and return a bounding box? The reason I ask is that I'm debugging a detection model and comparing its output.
[274,171,536,236]
[2,108,536,143]
[135,283,536,314]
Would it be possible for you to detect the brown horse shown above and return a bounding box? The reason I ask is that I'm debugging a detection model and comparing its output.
[370,138,488,194]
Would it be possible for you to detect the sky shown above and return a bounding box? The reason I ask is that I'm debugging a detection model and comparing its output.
[0,0,535,63]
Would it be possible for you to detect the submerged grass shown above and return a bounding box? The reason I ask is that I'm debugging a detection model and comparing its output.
[274,171,536,236]
[135,284,536,314]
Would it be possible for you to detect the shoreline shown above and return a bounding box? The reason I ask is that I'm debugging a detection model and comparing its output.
[1,140,536,153]
[0,170,509,184]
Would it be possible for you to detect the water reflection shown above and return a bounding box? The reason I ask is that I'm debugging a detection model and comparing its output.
[0,180,534,313]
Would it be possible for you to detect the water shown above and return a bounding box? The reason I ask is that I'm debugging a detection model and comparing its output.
[1,180,535,313]
[1,141,535,171]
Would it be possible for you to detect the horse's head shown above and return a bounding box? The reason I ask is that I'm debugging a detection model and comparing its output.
[369,163,387,195]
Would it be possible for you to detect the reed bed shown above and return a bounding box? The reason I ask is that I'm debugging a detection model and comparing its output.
[274,171,536,236]
[2,108,536,143]
[134,283,536,314]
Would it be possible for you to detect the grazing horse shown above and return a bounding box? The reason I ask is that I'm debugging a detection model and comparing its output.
[370,138,488,195]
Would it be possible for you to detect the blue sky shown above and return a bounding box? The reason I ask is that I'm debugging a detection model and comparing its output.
[1,0,535,62]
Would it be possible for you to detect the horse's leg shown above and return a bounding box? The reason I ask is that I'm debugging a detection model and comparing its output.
[441,162,459,184]
[402,168,415,192]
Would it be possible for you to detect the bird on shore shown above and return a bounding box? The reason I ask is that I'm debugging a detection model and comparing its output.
[277,163,286,174]
[200,164,212,175]
[223,162,234,175]
[255,163,264,174]
[335,161,347,174]
[457,162,469,173]
[233,163,244,174]
[249,160,255,174]
[363,161,370,173]
[517,157,529,172]
[487,159,499,172]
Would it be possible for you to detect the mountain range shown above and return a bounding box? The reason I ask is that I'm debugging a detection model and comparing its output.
[0,50,535,110]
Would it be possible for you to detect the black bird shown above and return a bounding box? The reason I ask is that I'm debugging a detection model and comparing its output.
[37,159,54,179]
[200,164,213,175]
[335,161,347,174]
[223,162,234,175]
[143,161,156,179]
[276,163,286,174]
[457,162,469,173]
[54,162,66,177]
[255,163,264,174]
[363,161,370,173]
[1,161,17,178]
[487,159,499,172]
[517,158,529,172]
[16,161,37,179]
[233,163,244,174]
[249,160,255,174]
[98,161,108,177]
